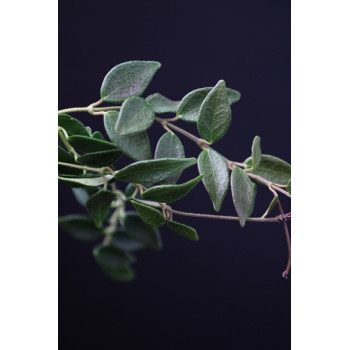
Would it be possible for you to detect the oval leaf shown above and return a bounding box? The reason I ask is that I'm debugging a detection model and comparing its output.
[130,200,165,226]
[93,244,135,268]
[111,230,145,251]
[146,93,180,113]
[197,80,231,143]
[251,136,262,169]
[58,114,90,137]
[101,61,161,103]
[231,167,257,227]
[77,149,122,167]
[92,131,105,140]
[198,149,229,212]
[68,135,118,152]
[167,220,199,241]
[58,174,114,187]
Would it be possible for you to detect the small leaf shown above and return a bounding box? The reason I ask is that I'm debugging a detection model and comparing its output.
[251,136,262,169]
[130,200,165,226]
[104,111,152,161]
[146,93,180,113]
[72,187,98,207]
[198,149,229,212]
[58,174,114,187]
[262,195,278,218]
[197,80,231,143]
[77,149,122,167]
[123,212,162,250]
[86,189,115,228]
[244,154,291,185]
[58,214,103,241]
[68,135,118,152]
[286,179,291,194]
[142,175,203,203]
[154,132,185,184]
[231,167,257,227]
[100,265,136,282]
[111,230,145,251]
[58,146,81,175]
[167,220,199,241]
[115,96,154,136]
[92,131,105,140]
[101,61,161,103]
[58,114,90,137]
[114,158,197,185]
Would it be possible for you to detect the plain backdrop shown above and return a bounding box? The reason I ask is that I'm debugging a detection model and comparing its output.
[59,1,291,349]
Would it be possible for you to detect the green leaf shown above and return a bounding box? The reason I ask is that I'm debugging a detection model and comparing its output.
[58,174,114,187]
[198,149,229,212]
[114,158,197,185]
[104,111,152,161]
[124,183,142,199]
[167,220,199,241]
[244,154,291,185]
[92,131,105,140]
[130,200,165,226]
[72,187,98,207]
[68,135,118,152]
[86,189,115,228]
[251,136,262,169]
[262,195,278,218]
[115,96,154,136]
[123,212,162,250]
[146,93,180,113]
[58,214,103,241]
[58,146,82,175]
[141,175,204,203]
[101,61,161,103]
[197,80,231,143]
[100,265,136,282]
[58,114,90,137]
[286,179,291,194]
[231,167,257,227]
[177,87,240,122]
[154,132,185,184]
[111,230,145,251]
[77,149,122,167]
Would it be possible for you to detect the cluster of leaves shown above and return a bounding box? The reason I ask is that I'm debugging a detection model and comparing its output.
[58,61,291,281]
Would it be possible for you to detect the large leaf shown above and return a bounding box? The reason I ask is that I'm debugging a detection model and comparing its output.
[68,135,118,152]
[86,189,115,228]
[77,149,122,167]
[114,158,197,185]
[111,230,145,251]
[58,114,90,137]
[123,212,162,250]
[167,220,199,241]
[177,87,240,122]
[58,146,82,175]
[197,80,231,143]
[146,93,180,113]
[141,175,203,203]
[58,214,104,241]
[198,149,229,212]
[244,154,291,185]
[100,61,161,103]
[154,132,185,184]
[58,174,114,187]
[130,200,165,226]
[231,167,257,227]
[115,96,154,136]
[251,136,262,169]
[104,111,152,161]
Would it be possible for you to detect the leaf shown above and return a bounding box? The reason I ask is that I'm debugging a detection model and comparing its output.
[197,80,231,143]
[58,146,81,175]
[68,135,118,152]
[231,167,257,227]
[251,136,262,169]
[104,111,152,161]
[58,174,114,187]
[130,200,165,226]
[123,212,162,250]
[100,265,136,282]
[154,132,185,184]
[124,183,142,199]
[141,175,204,203]
[198,149,229,212]
[58,214,103,241]
[286,179,291,194]
[115,96,154,136]
[177,87,240,122]
[58,114,90,137]
[77,149,122,167]
[100,61,161,103]
[167,220,199,241]
[72,187,98,207]
[92,131,105,140]
[86,189,115,228]
[111,230,145,251]
[244,154,291,185]
[262,195,278,218]
[146,93,180,113]
[114,158,197,185]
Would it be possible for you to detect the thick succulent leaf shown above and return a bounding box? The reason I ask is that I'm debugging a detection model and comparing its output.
[104,111,152,161]
[58,214,103,241]
[86,189,115,228]
[251,136,262,169]
[93,244,135,270]
[141,175,203,203]
[231,167,257,227]
[154,132,185,184]
[130,200,165,226]
[58,146,82,175]
[114,158,197,185]
[111,230,145,251]
[58,174,114,187]
[146,93,180,113]
[68,135,118,152]
[123,212,162,250]
[100,61,161,103]
[197,80,231,143]
[198,149,229,212]
[244,154,291,185]
[76,149,122,167]
[167,220,199,241]
[58,114,90,137]
[115,96,154,136]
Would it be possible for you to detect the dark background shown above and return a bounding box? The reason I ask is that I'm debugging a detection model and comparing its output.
[59,1,290,349]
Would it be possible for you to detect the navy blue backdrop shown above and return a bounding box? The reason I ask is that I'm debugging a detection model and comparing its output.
[59,1,291,349]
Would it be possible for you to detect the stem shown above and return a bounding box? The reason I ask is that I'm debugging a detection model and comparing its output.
[57,161,102,174]
[277,200,291,279]
[58,99,120,115]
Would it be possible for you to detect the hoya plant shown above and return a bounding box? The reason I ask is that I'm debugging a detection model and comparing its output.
[58,61,291,282]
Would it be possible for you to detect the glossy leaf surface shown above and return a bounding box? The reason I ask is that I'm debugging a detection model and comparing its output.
[68,135,117,152]
[167,220,199,241]
[77,149,122,167]
[146,93,180,113]
[130,200,165,226]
